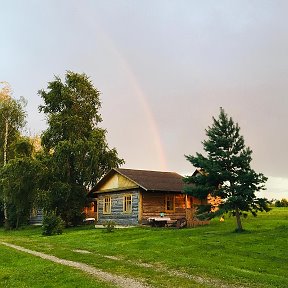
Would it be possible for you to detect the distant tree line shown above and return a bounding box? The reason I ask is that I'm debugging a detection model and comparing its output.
[273,199,288,207]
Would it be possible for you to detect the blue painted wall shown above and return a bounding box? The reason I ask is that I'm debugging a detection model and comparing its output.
[97,189,140,225]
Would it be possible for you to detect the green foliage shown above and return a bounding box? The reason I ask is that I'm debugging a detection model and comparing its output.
[0,83,27,228]
[42,212,65,236]
[38,72,124,226]
[0,157,42,229]
[184,108,270,232]
[0,85,26,166]
[103,220,116,233]
[12,136,34,158]
[39,72,102,148]
[0,201,4,226]
[275,198,288,207]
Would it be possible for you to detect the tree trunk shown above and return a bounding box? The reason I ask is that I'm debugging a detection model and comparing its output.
[3,119,8,224]
[3,119,8,165]
[16,215,20,230]
[235,207,243,232]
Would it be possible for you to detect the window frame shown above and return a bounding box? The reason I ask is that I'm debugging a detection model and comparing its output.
[103,196,112,214]
[165,194,175,212]
[123,194,132,214]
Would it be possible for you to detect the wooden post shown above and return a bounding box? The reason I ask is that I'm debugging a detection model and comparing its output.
[185,194,188,219]
[138,192,143,224]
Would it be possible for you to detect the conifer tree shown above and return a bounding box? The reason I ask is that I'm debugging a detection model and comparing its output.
[184,108,270,232]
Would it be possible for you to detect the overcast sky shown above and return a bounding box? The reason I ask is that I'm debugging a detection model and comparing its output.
[1,1,288,199]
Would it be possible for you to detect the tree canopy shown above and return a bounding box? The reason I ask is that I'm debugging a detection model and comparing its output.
[184,108,270,232]
[38,71,124,225]
[39,72,102,148]
[0,82,27,227]
[0,150,42,229]
[0,82,26,166]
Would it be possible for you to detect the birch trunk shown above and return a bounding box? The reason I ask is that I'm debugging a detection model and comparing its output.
[3,119,8,223]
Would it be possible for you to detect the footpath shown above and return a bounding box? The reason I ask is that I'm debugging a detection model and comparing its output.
[1,241,150,288]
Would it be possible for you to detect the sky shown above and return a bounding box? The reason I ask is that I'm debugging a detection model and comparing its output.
[1,0,288,199]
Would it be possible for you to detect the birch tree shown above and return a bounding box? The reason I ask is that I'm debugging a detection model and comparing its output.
[0,82,26,225]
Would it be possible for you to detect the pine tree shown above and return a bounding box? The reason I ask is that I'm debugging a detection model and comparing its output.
[184,108,270,232]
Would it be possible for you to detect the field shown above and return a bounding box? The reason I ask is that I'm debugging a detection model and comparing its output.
[0,208,287,288]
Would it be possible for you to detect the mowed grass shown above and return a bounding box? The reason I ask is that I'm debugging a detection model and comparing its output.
[0,244,115,288]
[0,207,287,288]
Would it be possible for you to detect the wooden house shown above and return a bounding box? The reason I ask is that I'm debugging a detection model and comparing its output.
[86,168,209,227]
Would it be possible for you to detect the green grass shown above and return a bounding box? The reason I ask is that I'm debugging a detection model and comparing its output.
[0,208,287,288]
[0,244,115,288]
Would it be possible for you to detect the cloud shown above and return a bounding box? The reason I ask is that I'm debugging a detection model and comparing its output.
[260,176,288,200]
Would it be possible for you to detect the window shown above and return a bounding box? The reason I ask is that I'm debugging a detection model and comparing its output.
[165,195,175,212]
[103,197,111,214]
[123,195,132,213]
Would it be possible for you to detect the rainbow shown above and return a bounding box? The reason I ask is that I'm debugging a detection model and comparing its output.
[110,54,168,171]
[123,66,168,171]
[77,7,168,171]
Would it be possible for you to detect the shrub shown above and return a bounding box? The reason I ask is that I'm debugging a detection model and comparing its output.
[103,220,116,233]
[42,212,64,236]
[3,203,30,230]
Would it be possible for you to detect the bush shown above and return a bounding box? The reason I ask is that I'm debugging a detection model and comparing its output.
[42,212,64,236]
[3,203,30,230]
[103,220,116,233]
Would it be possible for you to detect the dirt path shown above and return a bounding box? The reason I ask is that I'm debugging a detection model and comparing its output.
[0,241,150,288]
[1,241,246,288]
[73,249,244,288]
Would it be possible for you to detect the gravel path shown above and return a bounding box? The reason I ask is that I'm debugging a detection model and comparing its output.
[1,241,150,288]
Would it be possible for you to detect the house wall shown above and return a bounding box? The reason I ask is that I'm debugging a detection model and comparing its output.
[142,192,187,222]
[97,189,140,225]
[94,189,210,227]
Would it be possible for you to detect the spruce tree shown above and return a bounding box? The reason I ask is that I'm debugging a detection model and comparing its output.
[184,108,270,232]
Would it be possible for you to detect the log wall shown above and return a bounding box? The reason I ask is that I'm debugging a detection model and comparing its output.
[141,192,186,222]
[97,189,140,225]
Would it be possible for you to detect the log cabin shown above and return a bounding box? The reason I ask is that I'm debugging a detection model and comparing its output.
[86,168,209,227]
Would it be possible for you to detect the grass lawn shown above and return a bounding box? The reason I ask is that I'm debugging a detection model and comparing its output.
[0,243,115,288]
[0,207,287,288]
